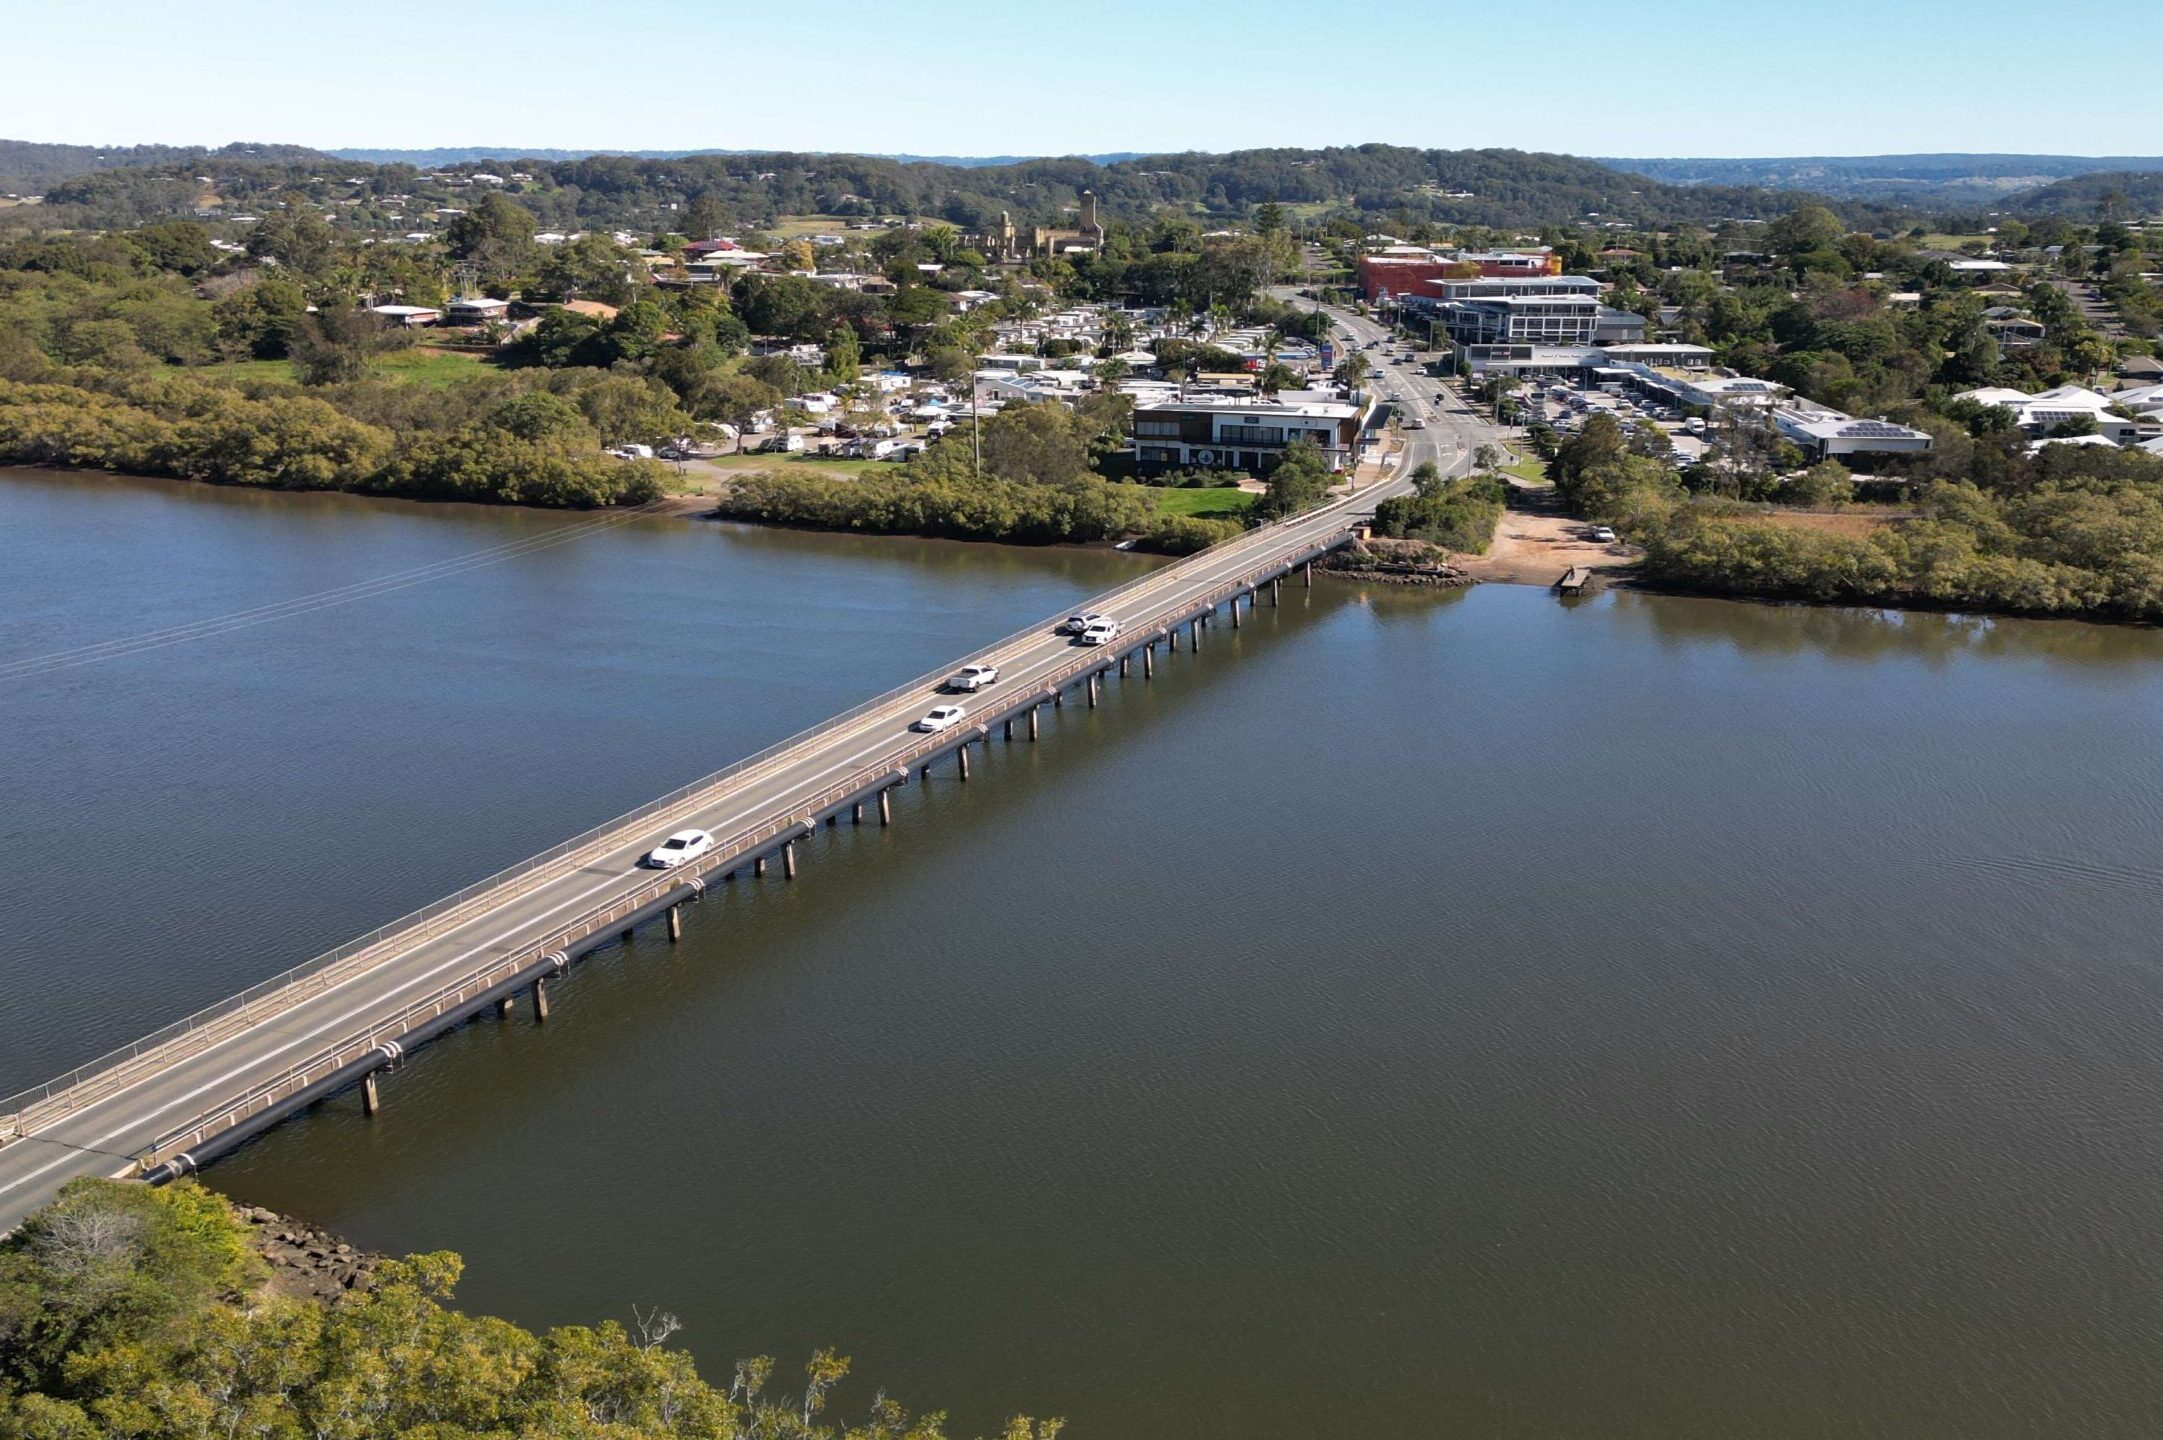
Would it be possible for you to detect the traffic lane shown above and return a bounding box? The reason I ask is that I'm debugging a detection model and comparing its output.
[7,502,1373,1167]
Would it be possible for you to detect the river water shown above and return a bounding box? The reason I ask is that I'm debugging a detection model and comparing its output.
[9,467,2163,1438]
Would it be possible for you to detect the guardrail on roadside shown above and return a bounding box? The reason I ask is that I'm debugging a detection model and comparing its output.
[4,491,1376,1147]
[131,532,1345,1169]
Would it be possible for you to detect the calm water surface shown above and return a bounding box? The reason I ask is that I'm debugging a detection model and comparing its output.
[8,468,2163,1438]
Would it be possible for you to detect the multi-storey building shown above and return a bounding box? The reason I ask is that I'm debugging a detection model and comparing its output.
[1403,275,1605,356]
[1131,391,1371,475]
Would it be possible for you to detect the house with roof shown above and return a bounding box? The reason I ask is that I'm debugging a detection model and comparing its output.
[444,296,510,326]
[1772,407,1935,462]
[1956,384,2157,444]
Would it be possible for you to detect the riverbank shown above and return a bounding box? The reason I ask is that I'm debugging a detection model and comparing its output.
[233,1199,384,1301]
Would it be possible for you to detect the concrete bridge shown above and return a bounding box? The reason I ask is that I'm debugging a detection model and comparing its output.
[0,478,1427,1234]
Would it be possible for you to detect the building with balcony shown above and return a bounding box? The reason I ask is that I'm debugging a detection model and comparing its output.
[1131,391,1370,475]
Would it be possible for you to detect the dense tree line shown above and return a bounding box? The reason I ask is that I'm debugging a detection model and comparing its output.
[0,1179,1059,1440]
[1557,410,2163,621]
[0,370,668,506]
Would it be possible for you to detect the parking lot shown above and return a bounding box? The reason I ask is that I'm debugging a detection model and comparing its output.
[1517,381,1710,467]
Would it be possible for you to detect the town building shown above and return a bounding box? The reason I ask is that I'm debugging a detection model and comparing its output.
[1404,275,1605,357]
[1131,391,1370,475]
[1771,407,1937,462]
[970,192,1107,262]
[444,296,510,326]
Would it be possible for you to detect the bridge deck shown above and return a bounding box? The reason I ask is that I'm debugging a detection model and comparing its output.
[0,482,1398,1234]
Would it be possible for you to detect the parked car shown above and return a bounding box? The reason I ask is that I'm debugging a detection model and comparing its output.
[1588,526,1618,543]
[947,663,1000,692]
[645,828,714,869]
[914,705,968,733]
[1060,612,1109,635]
[1078,618,1121,645]
[1405,417,1427,429]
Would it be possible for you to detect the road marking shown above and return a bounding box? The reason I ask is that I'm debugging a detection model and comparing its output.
[1,506,1382,1201]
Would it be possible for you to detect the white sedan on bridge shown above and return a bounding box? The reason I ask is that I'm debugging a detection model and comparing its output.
[645,828,714,869]
[914,704,969,733]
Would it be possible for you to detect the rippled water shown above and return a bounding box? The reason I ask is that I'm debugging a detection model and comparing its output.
[10,468,2163,1438]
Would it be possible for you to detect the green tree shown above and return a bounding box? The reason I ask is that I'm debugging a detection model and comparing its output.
[1782,458,1855,507]
[683,193,728,240]
[533,234,637,305]
[1765,205,1846,257]
[289,305,392,386]
[444,193,537,284]
[1255,436,1334,518]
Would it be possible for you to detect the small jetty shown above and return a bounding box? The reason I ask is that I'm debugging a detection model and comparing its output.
[1553,566,1593,595]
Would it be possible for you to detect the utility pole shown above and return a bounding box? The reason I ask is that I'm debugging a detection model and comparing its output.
[967,335,983,486]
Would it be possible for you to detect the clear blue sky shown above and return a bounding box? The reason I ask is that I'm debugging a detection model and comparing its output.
[6,0,2155,159]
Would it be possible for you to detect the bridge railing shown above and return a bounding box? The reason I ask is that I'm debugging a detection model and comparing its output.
[1,493,1370,1145]
[135,530,1350,1168]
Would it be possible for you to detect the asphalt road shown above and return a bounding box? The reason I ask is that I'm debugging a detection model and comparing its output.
[1276,289,1496,480]
[0,467,1422,1233]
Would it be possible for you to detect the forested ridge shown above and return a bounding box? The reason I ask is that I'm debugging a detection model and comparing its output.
[5,141,1890,233]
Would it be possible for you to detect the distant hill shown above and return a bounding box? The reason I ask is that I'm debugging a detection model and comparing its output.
[0,139,334,193]
[2,138,1881,233]
[1602,153,2163,207]
[2006,170,2163,217]
[321,147,1146,169]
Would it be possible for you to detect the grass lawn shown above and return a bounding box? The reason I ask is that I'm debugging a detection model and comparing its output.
[1142,486,1258,519]
[1500,455,1549,485]
[195,347,491,389]
[763,215,870,239]
[1920,233,1994,250]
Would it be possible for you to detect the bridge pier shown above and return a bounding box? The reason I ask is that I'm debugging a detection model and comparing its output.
[1303,560,1313,588]
[361,1070,382,1117]
[754,855,767,877]
[1119,654,1129,678]
[958,743,971,781]
[1191,618,1203,650]
[920,762,931,782]
[878,788,893,826]
[1003,717,1013,741]
[668,904,683,941]
[1169,626,1179,652]
[1088,672,1099,708]
[498,993,515,1017]
[1272,576,1281,605]
[533,976,551,1023]
[1232,593,1243,628]
[783,840,798,879]
[1028,706,1040,741]
[852,801,864,824]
